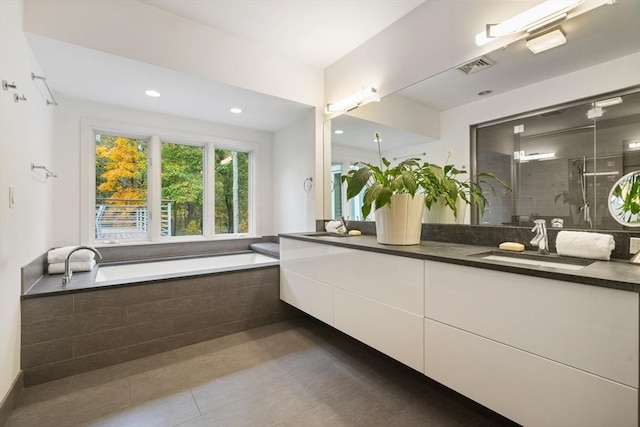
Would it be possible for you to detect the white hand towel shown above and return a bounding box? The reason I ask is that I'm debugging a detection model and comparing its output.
[48,260,96,275]
[47,246,96,264]
[325,220,342,234]
[555,231,615,260]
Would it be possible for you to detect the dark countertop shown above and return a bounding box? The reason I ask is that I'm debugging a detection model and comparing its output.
[279,232,640,293]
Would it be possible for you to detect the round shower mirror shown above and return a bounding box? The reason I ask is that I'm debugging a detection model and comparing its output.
[609,171,640,227]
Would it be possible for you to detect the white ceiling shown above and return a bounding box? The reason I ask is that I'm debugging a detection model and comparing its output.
[27,0,425,132]
[139,0,425,68]
[26,34,314,133]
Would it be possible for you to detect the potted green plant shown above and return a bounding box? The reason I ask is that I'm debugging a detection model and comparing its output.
[341,133,425,245]
[420,153,510,223]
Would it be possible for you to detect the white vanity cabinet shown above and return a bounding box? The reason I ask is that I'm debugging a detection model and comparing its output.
[280,237,639,426]
[424,260,639,427]
[280,237,424,371]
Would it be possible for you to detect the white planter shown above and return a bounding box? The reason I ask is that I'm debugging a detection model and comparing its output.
[423,197,467,224]
[375,194,425,245]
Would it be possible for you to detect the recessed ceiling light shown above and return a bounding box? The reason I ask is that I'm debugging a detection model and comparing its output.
[230,107,243,114]
[478,90,493,96]
[334,130,344,134]
[145,90,161,97]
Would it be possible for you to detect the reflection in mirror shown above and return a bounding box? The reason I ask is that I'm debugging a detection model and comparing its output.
[609,171,640,227]
[324,0,639,225]
[328,99,437,220]
[474,87,640,230]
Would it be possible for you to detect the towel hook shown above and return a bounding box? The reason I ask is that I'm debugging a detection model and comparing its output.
[303,177,313,193]
[31,163,57,178]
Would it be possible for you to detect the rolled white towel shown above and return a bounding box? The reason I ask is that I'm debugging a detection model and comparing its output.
[555,231,615,260]
[48,246,96,264]
[48,260,96,275]
[325,220,342,234]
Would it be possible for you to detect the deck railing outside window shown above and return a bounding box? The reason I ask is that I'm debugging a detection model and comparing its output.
[95,198,173,240]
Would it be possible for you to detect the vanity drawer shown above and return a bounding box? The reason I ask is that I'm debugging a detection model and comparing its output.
[328,246,423,315]
[335,288,423,372]
[425,318,638,427]
[280,270,333,325]
[424,260,639,387]
[280,238,334,280]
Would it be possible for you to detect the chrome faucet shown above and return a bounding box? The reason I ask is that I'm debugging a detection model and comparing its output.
[62,246,102,286]
[530,219,549,254]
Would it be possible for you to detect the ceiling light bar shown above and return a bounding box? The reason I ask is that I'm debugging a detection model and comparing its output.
[476,0,583,46]
[526,27,567,54]
[515,151,556,161]
[326,87,377,113]
[582,171,620,176]
[595,97,623,108]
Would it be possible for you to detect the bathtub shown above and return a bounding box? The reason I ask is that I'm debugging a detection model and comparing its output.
[95,252,278,283]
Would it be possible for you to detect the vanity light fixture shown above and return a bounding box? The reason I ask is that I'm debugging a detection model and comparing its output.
[476,0,582,46]
[526,27,567,54]
[334,130,344,135]
[595,97,623,108]
[145,89,161,97]
[326,87,377,113]
[229,107,243,114]
[628,141,640,150]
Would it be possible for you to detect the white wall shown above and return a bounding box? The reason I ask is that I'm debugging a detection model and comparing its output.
[437,53,640,168]
[273,109,317,233]
[52,96,276,245]
[0,0,53,404]
[23,0,324,108]
[325,0,533,103]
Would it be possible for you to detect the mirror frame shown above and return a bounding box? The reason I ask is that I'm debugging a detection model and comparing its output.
[609,171,640,227]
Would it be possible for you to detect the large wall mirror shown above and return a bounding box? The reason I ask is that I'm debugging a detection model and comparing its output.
[324,0,640,231]
[475,87,640,230]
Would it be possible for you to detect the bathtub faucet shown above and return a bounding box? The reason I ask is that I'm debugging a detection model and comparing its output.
[62,246,102,286]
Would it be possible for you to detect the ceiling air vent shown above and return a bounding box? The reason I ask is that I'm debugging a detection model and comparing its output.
[457,56,494,75]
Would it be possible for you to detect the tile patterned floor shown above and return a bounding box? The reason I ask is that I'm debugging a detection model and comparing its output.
[6,318,520,427]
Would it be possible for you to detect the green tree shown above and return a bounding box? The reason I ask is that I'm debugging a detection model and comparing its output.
[161,143,204,235]
[215,149,249,233]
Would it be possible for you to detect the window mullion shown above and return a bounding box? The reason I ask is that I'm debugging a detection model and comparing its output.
[149,135,162,240]
[204,142,216,239]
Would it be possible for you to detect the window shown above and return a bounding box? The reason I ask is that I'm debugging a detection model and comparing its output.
[83,120,258,244]
[215,149,250,234]
[95,134,149,241]
[161,142,204,236]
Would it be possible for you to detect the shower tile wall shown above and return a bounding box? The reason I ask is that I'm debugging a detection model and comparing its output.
[20,266,298,386]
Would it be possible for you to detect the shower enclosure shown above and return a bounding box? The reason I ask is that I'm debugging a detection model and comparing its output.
[473,87,640,230]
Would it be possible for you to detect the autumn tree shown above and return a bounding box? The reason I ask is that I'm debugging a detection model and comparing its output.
[95,136,147,203]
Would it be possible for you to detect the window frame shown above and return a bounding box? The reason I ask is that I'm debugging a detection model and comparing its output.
[81,119,260,246]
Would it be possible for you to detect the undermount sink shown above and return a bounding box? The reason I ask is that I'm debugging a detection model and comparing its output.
[471,250,595,271]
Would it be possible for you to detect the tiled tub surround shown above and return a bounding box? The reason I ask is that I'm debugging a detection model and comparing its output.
[21,264,299,386]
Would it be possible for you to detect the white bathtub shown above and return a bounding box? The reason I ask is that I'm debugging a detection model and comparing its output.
[95,252,278,283]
